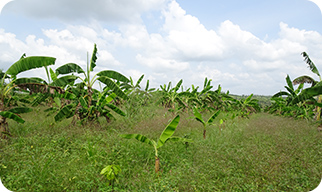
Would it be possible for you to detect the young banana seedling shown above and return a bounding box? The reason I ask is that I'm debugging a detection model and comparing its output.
[120,115,192,173]
[193,107,220,139]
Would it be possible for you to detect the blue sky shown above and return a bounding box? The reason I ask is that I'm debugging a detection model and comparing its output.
[0,0,322,95]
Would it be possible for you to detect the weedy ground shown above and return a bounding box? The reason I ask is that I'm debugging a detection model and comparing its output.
[0,104,321,191]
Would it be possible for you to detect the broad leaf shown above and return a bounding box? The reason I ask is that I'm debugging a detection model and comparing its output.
[55,63,85,75]
[135,74,144,88]
[14,77,47,85]
[97,76,128,100]
[157,115,180,148]
[302,52,320,77]
[293,75,317,87]
[244,94,254,104]
[97,70,130,83]
[54,104,74,122]
[0,111,24,123]
[79,97,88,109]
[50,68,57,81]
[8,107,32,114]
[192,107,205,126]
[272,91,290,98]
[119,134,154,146]
[7,56,56,76]
[285,75,294,91]
[207,110,220,124]
[51,75,77,87]
[173,79,183,93]
[90,44,97,71]
[106,103,126,116]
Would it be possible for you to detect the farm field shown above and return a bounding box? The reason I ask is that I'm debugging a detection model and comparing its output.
[0,104,321,192]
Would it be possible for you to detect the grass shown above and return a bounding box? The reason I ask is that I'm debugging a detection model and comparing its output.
[0,104,321,191]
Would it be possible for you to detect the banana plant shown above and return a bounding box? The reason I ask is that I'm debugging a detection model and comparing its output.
[292,52,322,120]
[192,107,220,139]
[120,115,192,173]
[158,79,186,109]
[272,75,304,105]
[46,44,129,123]
[0,55,57,138]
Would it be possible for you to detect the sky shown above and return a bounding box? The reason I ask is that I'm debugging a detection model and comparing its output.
[0,0,322,95]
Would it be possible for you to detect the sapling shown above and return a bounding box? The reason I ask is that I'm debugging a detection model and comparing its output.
[193,107,220,139]
[120,115,192,173]
[100,164,121,190]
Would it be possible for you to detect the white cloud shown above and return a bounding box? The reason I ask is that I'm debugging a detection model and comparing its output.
[7,0,168,23]
[1,0,322,95]
[136,54,189,72]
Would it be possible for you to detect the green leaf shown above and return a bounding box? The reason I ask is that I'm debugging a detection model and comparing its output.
[0,111,24,123]
[106,103,126,116]
[79,97,88,109]
[119,134,154,146]
[53,97,61,108]
[145,80,150,92]
[292,82,322,104]
[97,70,130,83]
[285,75,294,91]
[55,63,85,75]
[14,77,47,85]
[157,115,180,148]
[173,79,183,92]
[54,104,74,122]
[272,91,290,98]
[302,52,320,77]
[6,56,56,76]
[244,94,254,104]
[51,75,77,88]
[90,44,97,71]
[8,107,32,114]
[105,93,116,103]
[207,110,220,124]
[192,107,205,126]
[50,68,57,81]
[97,76,128,100]
[135,74,144,88]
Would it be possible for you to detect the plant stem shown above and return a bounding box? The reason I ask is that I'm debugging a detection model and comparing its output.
[155,156,160,173]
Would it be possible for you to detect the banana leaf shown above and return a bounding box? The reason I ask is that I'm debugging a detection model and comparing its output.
[106,103,126,116]
[14,77,47,85]
[55,63,85,75]
[97,76,128,100]
[90,44,97,72]
[157,115,180,148]
[54,104,75,122]
[293,75,317,87]
[7,56,56,76]
[50,68,57,81]
[193,107,205,126]
[172,79,183,93]
[207,110,220,124]
[8,107,32,114]
[51,75,77,87]
[135,74,144,88]
[285,75,294,91]
[0,111,25,123]
[291,82,322,104]
[119,134,154,146]
[97,70,130,83]
[302,52,320,77]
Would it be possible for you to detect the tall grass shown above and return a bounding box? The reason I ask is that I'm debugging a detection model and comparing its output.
[0,104,321,191]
